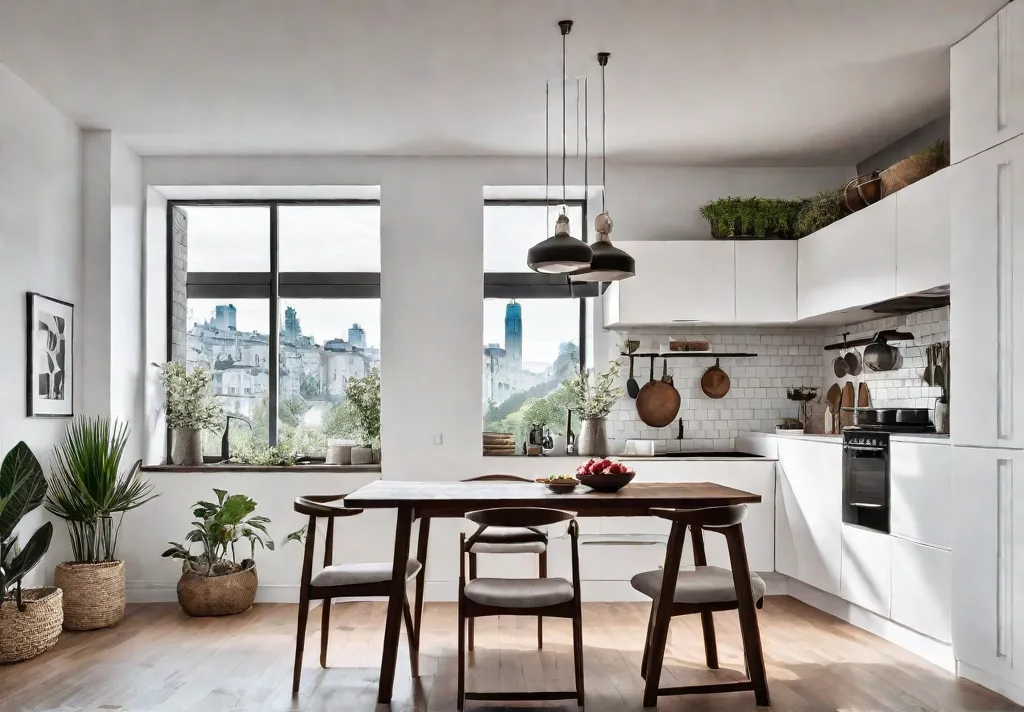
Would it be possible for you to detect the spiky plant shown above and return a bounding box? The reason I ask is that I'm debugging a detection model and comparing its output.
[794,188,846,237]
[45,417,158,563]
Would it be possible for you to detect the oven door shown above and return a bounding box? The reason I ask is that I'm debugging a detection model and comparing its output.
[843,444,888,510]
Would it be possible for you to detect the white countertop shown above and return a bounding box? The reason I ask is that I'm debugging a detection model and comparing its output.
[743,430,950,445]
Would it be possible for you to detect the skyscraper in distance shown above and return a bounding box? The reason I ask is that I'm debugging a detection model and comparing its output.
[283,306,301,339]
[505,301,522,372]
[214,304,237,331]
[348,323,366,349]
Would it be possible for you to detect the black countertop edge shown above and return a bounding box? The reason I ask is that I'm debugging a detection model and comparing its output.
[140,464,382,473]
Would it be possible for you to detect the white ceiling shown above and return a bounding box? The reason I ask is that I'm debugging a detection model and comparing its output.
[0,0,1003,164]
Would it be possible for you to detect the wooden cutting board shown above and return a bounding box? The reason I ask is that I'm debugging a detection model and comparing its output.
[840,382,856,429]
[857,382,871,408]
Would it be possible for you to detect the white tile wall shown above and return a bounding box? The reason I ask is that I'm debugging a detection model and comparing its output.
[821,306,949,413]
[605,329,824,452]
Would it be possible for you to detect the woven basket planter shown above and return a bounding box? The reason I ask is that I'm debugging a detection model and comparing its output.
[0,588,63,664]
[880,154,937,197]
[54,560,126,630]
[177,561,258,617]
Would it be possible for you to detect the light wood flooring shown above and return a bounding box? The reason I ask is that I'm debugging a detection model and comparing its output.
[0,597,1018,711]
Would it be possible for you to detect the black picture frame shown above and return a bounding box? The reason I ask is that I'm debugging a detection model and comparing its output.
[26,291,74,417]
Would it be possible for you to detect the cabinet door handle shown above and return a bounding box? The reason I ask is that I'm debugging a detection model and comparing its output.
[996,160,1015,443]
[997,458,1012,660]
[848,502,884,509]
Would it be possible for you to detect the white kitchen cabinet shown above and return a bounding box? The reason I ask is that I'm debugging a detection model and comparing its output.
[603,241,736,327]
[951,3,1024,164]
[950,446,1024,683]
[775,438,843,595]
[840,524,892,618]
[896,170,950,294]
[734,240,797,323]
[950,135,1024,449]
[797,197,897,319]
[891,536,952,643]
[890,442,952,548]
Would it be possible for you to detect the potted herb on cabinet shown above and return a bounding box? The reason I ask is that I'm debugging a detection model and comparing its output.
[0,442,60,663]
[699,197,805,239]
[46,417,157,630]
[157,362,224,466]
[161,489,274,617]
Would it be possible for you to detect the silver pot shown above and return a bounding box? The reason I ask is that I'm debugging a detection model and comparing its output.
[171,428,202,466]
[864,336,900,372]
[578,418,609,457]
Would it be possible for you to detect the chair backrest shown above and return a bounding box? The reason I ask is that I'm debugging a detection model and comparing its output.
[651,504,747,529]
[294,494,362,518]
[462,474,533,483]
[466,506,574,529]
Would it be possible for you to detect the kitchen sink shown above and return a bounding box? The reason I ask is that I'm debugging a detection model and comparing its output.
[653,451,763,458]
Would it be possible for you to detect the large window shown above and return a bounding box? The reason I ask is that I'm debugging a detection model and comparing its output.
[171,200,380,461]
[481,201,589,440]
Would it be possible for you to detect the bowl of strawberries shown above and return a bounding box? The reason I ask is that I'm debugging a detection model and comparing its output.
[575,458,636,493]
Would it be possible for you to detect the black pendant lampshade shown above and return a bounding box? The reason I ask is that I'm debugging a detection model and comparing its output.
[571,212,635,282]
[527,213,593,274]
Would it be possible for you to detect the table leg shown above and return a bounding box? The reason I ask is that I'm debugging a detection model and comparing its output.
[377,506,413,704]
[413,517,430,647]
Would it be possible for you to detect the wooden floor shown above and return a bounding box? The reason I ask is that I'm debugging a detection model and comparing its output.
[1,597,1018,712]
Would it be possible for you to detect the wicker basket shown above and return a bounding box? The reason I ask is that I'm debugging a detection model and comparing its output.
[54,560,126,630]
[0,588,63,664]
[880,154,937,197]
[177,561,258,617]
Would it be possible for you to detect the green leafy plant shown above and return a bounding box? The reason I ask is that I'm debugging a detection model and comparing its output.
[699,197,805,239]
[794,188,846,237]
[228,441,297,467]
[161,489,274,576]
[558,361,624,420]
[45,418,157,563]
[0,443,53,610]
[338,365,381,448]
[918,139,950,171]
[156,361,224,431]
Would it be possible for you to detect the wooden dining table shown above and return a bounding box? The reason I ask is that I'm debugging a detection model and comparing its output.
[343,479,762,704]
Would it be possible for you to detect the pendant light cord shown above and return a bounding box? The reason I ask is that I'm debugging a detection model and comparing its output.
[583,76,588,224]
[601,55,607,214]
[545,80,549,224]
[561,24,567,212]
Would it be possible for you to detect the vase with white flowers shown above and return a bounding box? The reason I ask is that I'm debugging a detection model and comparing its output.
[157,362,224,466]
[559,361,624,457]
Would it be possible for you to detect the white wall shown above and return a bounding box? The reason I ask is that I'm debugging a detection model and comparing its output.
[143,187,168,465]
[0,63,83,586]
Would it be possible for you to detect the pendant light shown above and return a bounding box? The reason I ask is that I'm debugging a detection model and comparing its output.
[527,20,593,274]
[571,51,635,282]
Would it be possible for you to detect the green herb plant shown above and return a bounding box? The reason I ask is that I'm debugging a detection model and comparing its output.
[0,443,53,610]
[46,417,157,563]
[156,361,224,431]
[161,489,274,576]
[558,361,625,420]
[794,188,846,237]
[339,365,381,448]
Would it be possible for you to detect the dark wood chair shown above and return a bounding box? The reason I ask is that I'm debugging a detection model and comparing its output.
[457,507,584,710]
[461,475,549,649]
[631,504,769,708]
[291,494,423,696]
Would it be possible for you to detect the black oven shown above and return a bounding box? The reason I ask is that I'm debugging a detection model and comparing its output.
[842,430,890,533]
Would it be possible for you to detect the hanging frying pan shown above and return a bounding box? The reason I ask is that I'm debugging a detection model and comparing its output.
[844,348,863,377]
[636,357,680,428]
[700,358,731,399]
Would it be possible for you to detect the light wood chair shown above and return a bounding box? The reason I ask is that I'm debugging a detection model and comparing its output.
[631,504,769,708]
[461,474,549,649]
[457,507,584,710]
[291,494,423,696]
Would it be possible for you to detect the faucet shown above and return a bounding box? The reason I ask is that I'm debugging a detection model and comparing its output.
[221,414,252,461]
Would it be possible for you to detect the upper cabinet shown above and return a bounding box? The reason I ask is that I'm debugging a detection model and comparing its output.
[896,169,951,294]
[797,198,897,319]
[951,135,1024,448]
[735,241,797,323]
[951,3,1024,164]
[602,241,735,327]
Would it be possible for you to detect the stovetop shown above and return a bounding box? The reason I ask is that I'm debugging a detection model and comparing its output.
[845,423,937,434]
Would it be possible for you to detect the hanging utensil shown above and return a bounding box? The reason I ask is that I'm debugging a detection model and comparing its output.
[661,358,673,385]
[700,358,731,399]
[864,332,900,372]
[857,382,871,408]
[832,351,848,378]
[626,357,640,399]
[636,357,680,428]
[844,347,862,377]
[826,383,842,413]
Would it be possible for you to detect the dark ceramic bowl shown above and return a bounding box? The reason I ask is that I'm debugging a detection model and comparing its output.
[578,471,636,493]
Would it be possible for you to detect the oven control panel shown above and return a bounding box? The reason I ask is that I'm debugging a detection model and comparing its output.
[843,431,889,450]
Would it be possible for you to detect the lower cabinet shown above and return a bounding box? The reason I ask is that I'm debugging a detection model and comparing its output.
[890,536,952,643]
[775,438,843,595]
[840,524,891,617]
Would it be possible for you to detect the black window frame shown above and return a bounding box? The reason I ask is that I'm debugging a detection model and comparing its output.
[482,198,591,380]
[166,198,382,454]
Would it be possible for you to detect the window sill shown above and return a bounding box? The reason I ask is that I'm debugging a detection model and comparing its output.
[140,464,382,474]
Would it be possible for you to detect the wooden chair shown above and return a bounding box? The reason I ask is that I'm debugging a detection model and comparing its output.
[457,507,584,710]
[291,494,423,695]
[630,504,769,708]
[461,475,549,649]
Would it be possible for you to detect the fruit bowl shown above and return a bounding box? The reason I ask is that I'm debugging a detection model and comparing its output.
[536,476,580,493]
[575,458,636,493]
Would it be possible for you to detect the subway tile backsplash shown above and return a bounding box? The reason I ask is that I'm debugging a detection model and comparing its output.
[603,307,949,451]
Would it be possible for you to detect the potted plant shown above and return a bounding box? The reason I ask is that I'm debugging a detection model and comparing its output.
[880,139,950,198]
[0,442,60,664]
[699,197,805,239]
[161,489,274,617]
[341,365,381,464]
[157,361,224,466]
[45,417,157,630]
[559,361,624,457]
[794,188,846,237]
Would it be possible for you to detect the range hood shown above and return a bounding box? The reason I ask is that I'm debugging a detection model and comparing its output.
[863,285,950,316]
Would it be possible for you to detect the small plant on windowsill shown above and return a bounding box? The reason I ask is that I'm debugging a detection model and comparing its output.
[558,361,624,457]
[156,362,224,467]
[329,366,381,464]
[160,489,274,617]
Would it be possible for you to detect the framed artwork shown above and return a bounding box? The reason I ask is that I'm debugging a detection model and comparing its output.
[26,292,74,417]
